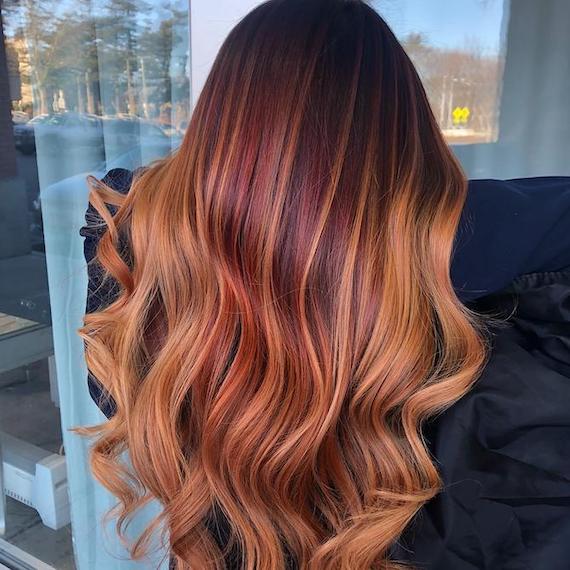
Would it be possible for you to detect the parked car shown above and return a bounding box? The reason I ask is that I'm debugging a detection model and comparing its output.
[13,112,103,155]
[13,112,183,157]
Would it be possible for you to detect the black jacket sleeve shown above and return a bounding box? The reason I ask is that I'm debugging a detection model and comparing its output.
[453,176,570,302]
[80,168,134,419]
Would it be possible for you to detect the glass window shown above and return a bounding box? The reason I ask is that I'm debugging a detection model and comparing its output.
[374,0,570,179]
[0,1,189,568]
[376,0,508,145]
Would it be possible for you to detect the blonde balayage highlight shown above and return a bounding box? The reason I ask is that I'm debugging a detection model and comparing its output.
[77,1,487,568]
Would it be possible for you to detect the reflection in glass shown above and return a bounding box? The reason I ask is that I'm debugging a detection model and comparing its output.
[1,0,190,568]
[375,0,508,144]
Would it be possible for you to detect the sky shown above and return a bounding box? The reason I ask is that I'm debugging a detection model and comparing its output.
[4,0,506,55]
[3,0,509,56]
[373,0,509,55]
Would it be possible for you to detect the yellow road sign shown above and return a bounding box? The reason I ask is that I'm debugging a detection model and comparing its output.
[452,106,470,125]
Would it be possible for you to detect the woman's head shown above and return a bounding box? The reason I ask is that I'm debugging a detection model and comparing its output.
[78,1,486,568]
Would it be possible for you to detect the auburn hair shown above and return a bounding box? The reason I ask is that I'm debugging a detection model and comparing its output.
[76,1,487,568]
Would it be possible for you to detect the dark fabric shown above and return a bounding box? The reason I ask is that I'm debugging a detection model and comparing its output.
[391,266,570,570]
[80,170,570,569]
[452,176,570,302]
[80,168,136,418]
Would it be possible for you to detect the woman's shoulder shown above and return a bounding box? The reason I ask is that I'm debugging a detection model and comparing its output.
[96,165,147,194]
[79,167,136,241]
[80,167,139,419]
[452,176,570,302]
[100,167,135,193]
[86,170,570,304]
[87,170,570,303]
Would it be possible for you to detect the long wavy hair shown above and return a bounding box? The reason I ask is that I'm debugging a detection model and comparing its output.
[77,1,487,568]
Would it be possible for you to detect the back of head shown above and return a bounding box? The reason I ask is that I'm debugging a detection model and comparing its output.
[79,0,487,568]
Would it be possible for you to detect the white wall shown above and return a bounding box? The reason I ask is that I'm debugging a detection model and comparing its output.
[190,0,264,107]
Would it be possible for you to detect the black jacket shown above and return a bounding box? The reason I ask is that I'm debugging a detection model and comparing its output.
[80,170,570,570]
